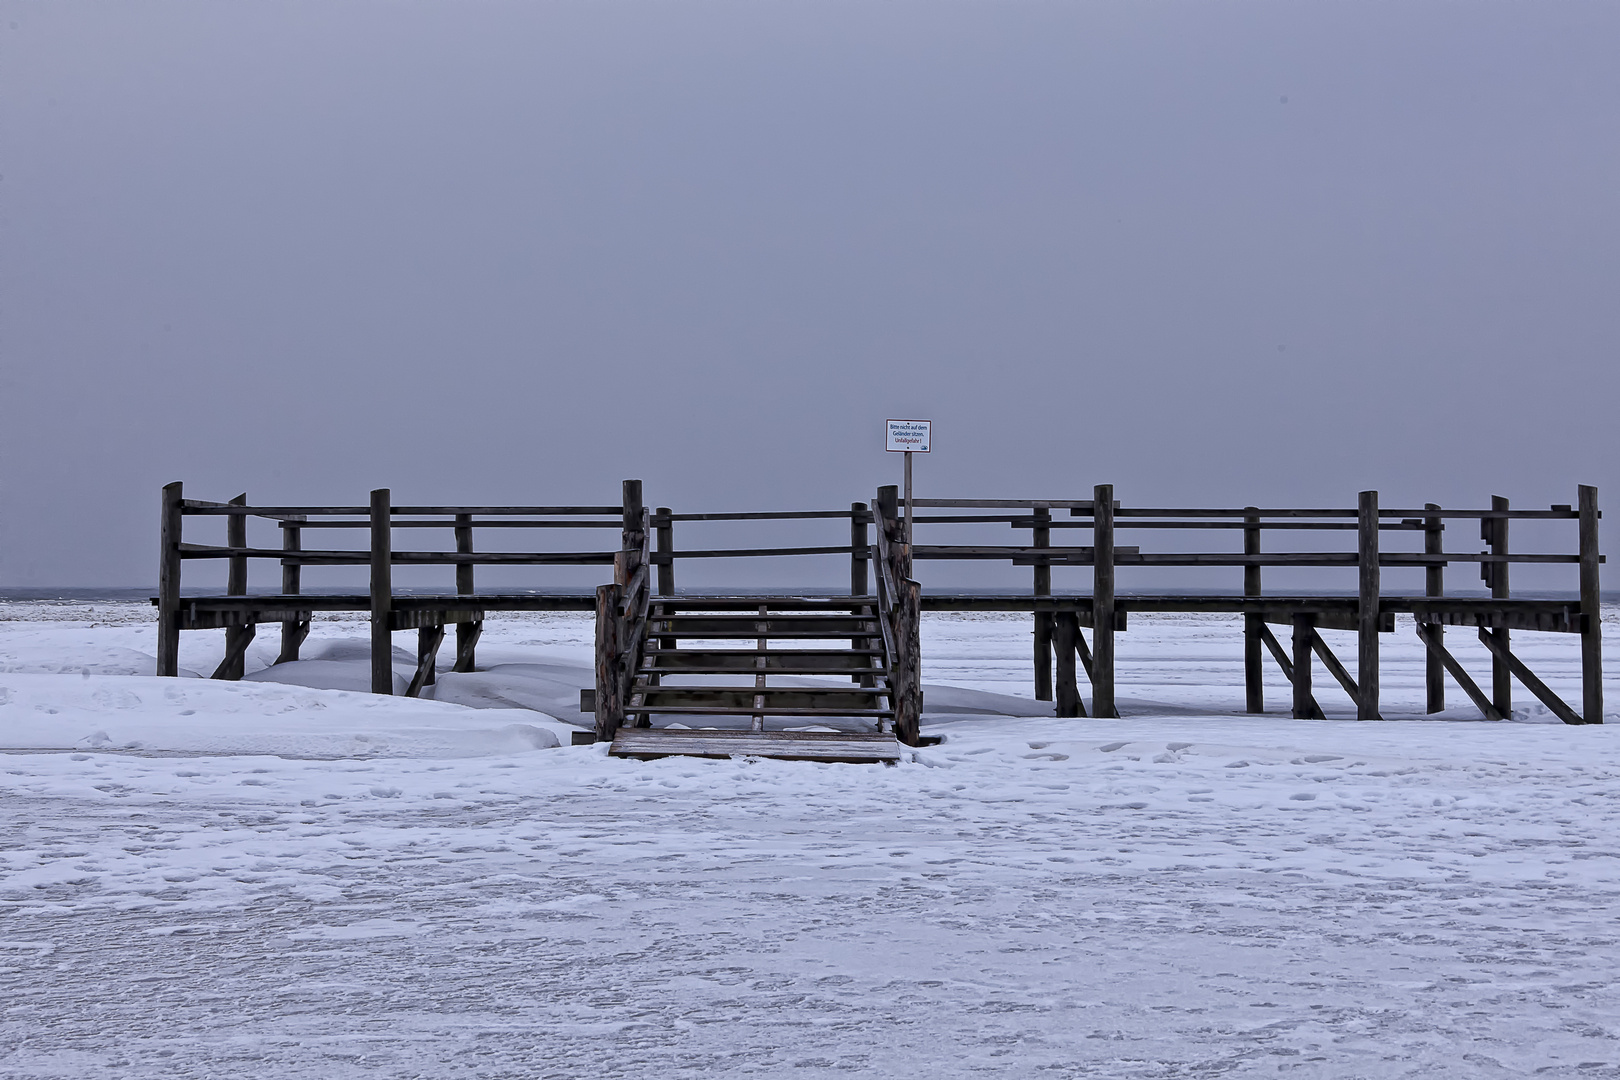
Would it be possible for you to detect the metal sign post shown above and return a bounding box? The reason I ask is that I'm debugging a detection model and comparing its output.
[885,419,931,543]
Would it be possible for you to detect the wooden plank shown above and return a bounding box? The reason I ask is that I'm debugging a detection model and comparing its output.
[157,482,183,678]
[1357,490,1381,720]
[1092,484,1117,718]
[1413,622,1502,721]
[662,510,861,522]
[178,545,622,565]
[650,545,857,561]
[1424,503,1445,714]
[370,488,393,696]
[184,504,622,517]
[278,513,305,664]
[1244,508,1263,714]
[609,728,902,763]
[1488,495,1511,719]
[911,498,1097,509]
[1579,485,1603,723]
[285,519,625,529]
[1476,628,1583,726]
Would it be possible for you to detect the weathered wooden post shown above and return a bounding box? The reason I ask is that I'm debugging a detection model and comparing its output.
[219,494,250,680]
[1423,503,1445,713]
[1292,613,1315,719]
[850,503,868,597]
[1053,611,1084,718]
[277,514,308,664]
[1092,484,1116,719]
[594,582,624,742]
[370,488,393,695]
[656,507,675,596]
[156,482,184,677]
[1579,485,1603,724]
[893,577,923,746]
[1032,505,1053,702]
[852,502,872,687]
[1244,507,1263,713]
[1357,490,1381,720]
[621,480,645,579]
[1486,495,1511,719]
[452,511,479,673]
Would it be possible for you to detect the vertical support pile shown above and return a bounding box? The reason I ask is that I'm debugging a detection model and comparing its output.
[278,513,308,664]
[1243,507,1263,713]
[1032,505,1053,702]
[1486,495,1511,718]
[370,488,393,695]
[875,485,922,745]
[453,511,480,673]
[213,494,254,680]
[1292,613,1315,719]
[1092,484,1116,718]
[156,482,184,678]
[852,502,873,688]
[1356,490,1381,720]
[1423,503,1445,713]
[656,507,675,596]
[594,480,645,743]
[1579,484,1603,724]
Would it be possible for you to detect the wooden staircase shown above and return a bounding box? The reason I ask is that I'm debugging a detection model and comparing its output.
[593,486,922,763]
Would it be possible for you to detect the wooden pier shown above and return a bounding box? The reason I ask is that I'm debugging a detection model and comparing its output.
[154,479,1605,760]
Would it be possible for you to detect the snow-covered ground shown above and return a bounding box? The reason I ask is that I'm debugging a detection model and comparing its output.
[3,599,1619,1078]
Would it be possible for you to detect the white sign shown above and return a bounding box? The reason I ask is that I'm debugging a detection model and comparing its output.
[885,418,931,453]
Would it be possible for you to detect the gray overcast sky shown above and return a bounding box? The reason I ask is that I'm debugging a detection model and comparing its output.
[2,1,1617,591]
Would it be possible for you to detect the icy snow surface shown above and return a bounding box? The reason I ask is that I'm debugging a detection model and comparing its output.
[2,600,1620,1078]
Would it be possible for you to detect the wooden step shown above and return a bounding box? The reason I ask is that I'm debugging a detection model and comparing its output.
[609,728,902,763]
[626,706,895,717]
[635,687,887,711]
[652,616,878,635]
[644,649,883,673]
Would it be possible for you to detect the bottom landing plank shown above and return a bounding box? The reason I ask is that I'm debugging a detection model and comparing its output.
[609,728,903,764]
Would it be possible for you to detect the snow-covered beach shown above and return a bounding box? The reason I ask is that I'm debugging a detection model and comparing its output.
[3,600,1619,1077]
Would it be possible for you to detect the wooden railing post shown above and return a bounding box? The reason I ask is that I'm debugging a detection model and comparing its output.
[1032,505,1053,702]
[1092,484,1116,718]
[370,488,393,695]
[621,480,645,576]
[220,493,249,680]
[892,578,923,746]
[156,481,183,677]
[850,503,868,597]
[851,502,872,687]
[1423,503,1445,713]
[453,512,479,673]
[594,582,624,741]
[1357,490,1381,720]
[1579,485,1603,724]
[1486,495,1511,719]
[277,513,308,664]
[656,507,675,596]
[1243,507,1263,713]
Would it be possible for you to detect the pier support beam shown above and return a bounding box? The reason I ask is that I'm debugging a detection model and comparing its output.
[1357,490,1381,720]
[1092,485,1117,718]
[370,488,393,695]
